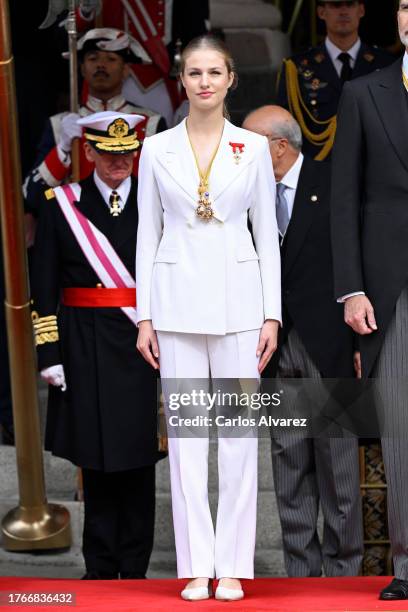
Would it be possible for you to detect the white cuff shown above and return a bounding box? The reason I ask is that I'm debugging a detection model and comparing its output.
[337,291,365,304]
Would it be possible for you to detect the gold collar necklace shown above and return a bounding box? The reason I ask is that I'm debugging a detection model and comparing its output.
[187,122,223,221]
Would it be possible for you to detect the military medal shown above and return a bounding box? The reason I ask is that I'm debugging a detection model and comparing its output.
[302,69,314,80]
[109,190,122,216]
[187,126,223,221]
[314,53,325,64]
[229,142,245,165]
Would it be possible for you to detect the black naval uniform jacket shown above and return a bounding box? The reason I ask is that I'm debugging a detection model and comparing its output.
[267,157,354,378]
[277,41,394,159]
[31,174,162,472]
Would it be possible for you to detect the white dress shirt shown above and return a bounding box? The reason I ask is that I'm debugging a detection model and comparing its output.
[403,51,408,84]
[93,171,131,211]
[325,36,361,78]
[278,152,304,223]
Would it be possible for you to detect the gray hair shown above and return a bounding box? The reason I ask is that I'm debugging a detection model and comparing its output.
[272,116,303,151]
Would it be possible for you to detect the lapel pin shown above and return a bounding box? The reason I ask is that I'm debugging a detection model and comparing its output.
[229,142,245,164]
[311,195,318,203]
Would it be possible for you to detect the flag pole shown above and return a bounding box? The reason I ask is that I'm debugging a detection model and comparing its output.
[0,0,71,551]
[67,0,80,182]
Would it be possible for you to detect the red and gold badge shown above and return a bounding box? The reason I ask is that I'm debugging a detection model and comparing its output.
[229,142,245,164]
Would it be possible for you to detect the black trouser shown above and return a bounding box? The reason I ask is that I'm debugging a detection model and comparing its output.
[82,465,156,577]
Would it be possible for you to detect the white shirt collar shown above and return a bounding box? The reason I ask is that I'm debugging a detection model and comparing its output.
[403,51,408,78]
[280,153,304,191]
[325,36,361,66]
[93,170,131,209]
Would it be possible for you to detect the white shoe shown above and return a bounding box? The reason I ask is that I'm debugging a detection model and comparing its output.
[180,582,212,601]
[215,585,244,601]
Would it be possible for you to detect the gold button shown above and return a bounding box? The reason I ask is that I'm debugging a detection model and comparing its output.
[96,283,103,288]
[311,100,317,106]
[311,195,318,202]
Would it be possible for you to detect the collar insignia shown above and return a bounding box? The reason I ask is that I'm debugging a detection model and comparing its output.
[314,53,325,64]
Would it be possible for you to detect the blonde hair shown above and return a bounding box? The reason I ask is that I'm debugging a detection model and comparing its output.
[180,34,238,119]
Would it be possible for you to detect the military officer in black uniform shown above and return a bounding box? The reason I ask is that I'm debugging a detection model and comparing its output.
[31,111,164,580]
[277,0,394,160]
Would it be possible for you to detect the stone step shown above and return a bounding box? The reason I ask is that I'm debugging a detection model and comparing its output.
[0,446,77,500]
[0,500,285,578]
[210,0,282,31]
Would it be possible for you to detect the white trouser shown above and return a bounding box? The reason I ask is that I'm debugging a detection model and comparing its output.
[157,329,260,579]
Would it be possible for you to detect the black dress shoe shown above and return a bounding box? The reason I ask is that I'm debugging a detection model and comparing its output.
[82,571,118,580]
[379,578,408,600]
[120,572,146,579]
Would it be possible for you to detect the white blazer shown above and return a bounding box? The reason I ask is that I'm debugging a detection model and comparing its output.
[136,118,281,335]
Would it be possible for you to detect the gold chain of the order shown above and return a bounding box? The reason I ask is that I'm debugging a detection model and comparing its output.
[187,127,223,197]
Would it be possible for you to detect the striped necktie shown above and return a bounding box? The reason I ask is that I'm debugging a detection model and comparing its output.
[276,182,289,238]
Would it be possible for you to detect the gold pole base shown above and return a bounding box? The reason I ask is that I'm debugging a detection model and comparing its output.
[1,503,71,551]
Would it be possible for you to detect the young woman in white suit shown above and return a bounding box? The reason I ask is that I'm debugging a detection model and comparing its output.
[136,35,281,601]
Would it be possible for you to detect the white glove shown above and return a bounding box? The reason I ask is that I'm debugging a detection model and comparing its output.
[59,113,82,153]
[79,0,101,18]
[41,365,67,392]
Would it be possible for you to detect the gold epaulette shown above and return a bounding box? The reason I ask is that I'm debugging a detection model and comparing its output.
[31,311,59,346]
[45,188,55,200]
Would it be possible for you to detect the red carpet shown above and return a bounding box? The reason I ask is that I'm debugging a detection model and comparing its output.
[1,577,408,611]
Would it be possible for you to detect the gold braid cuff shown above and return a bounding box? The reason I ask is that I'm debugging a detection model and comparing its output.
[31,311,59,346]
[284,59,337,161]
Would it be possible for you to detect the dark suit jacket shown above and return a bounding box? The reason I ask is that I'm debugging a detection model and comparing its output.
[277,41,394,159]
[31,175,162,471]
[331,58,408,376]
[268,156,354,378]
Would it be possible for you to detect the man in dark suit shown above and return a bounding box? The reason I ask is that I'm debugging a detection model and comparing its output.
[276,0,393,160]
[331,1,408,599]
[243,105,363,577]
[31,111,163,579]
